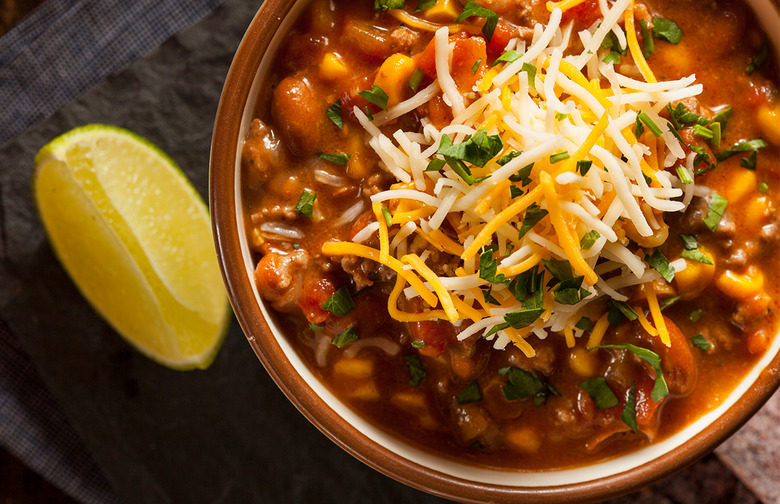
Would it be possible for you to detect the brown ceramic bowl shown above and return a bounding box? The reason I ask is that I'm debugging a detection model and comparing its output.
[210,1,780,502]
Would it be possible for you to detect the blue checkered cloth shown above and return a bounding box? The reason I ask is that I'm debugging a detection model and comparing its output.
[0,0,227,501]
[0,0,225,147]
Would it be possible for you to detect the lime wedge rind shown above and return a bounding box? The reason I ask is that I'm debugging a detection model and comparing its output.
[33,125,230,370]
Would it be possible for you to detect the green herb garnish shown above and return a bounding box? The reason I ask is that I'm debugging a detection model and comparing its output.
[326,100,343,129]
[321,286,355,316]
[715,138,767,162]
[318,152,351,166]
[622,381,638,433]
[500,367,558,406]
[580,230,600,250]
[455,0,498,41]
[404,354,427,386]
[676,165,693,184]
[492,50,522,67]
[549,151,570,164]
[577,159,593,176]
[690,334,711,351]
[456,381,483,404]
[747,39,768,74]
[408,68,424,92]
[295,189,317,218]
[517,203,548,239]
[652,16,683,44]
[645,249,675,283]
[374,0,404,9]
[331,326,359,348]
[575,316,594,332]
[358,85,390,110]
[703,193,727,232]
[590,344,669,402]
[688,309,704,323]
[579,377,619,409]
[640,19,654,58]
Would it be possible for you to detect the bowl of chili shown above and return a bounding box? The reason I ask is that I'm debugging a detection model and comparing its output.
[210,0,780,501]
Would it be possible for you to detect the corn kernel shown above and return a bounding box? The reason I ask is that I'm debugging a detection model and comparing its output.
[746,330,770,356]
[333,358,374,378]
[320,52,349,80]
[742,195,771,232]
[654,43,693,75]
[722,169,757,204]
[715,266,764,299]
[569,346,599,377]
[347,380,381,401]
[756,102,780,146]
[675,249,716,300]
[373,54,416,108]
[504,425,541,453]
[422,0,461,22]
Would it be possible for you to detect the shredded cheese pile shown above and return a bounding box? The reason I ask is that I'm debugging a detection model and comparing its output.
[322,0,707,355]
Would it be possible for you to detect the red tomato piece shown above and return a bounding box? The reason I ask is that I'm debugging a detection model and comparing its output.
[297,278,336,325]
[562,0,602,31]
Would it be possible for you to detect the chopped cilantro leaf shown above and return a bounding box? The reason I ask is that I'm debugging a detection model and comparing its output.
[678,233,698,250]
[503,308,546,329]
[709,121,722,149]
[681,247,713,265]
[703,193,728,232]
[554,276,589,305]
[622,381,639,433]
[479,247,508,285]
[358,85,390,110]
[747,39,768,74]
[575,316,594,332]
[438,129,503,168]
[404,354,427,386]
[471,58,482,74]
[577,159,593,176]
[509,185,524,199]
[590,344,669,402]
[688,309,704,323]
[414,0,435,10]
[326,100,343,129]
[601,30,627,55]
[690,334,711,351]
[521,63,537,89]
[425,158,446,172]
[659,295,680,311]
[740,150,758,170]
[294,189,317,218]
[455,0,498,41]
[602,51,621,64]
[411,339,426,349]
[758,181,769,194]
[517,203,548,239]
[456,381,483,404]
[492,50,522,67]
[711,107,732,130]
[652,16,683,44]
[498,150,522,166]
[318,152,351,166]
[555,112,569,121]
[374,0,404,9]
[308,322,324,332]
[640,19,654,58]
[645,249,675,283]
[543,258,574,283]
[501,367,554,406]
[715,138,767,162]
[607,300,638,327]
[331,326,359,348]
[579,377,619,409]
[321,286,355,316]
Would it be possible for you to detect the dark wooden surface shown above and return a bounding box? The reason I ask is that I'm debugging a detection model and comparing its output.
[1,3,77,504]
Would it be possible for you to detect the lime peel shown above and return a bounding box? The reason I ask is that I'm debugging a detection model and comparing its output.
[34,124,230,369]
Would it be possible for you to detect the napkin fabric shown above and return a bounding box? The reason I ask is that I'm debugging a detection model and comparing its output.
[0,0,226,147]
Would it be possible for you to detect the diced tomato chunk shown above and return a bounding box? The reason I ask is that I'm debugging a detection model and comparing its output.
[414,34,487,92]
[561,0,602,31]
[487,20,517,55]
[634,374,663,436]
[297,278,336,324]
[409,319,456,358]
[404,297,456,357]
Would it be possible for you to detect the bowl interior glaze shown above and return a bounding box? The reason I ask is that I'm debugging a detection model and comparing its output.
[210,1,780,501]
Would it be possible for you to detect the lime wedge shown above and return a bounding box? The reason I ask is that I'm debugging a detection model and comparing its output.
[33,125,230,369]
